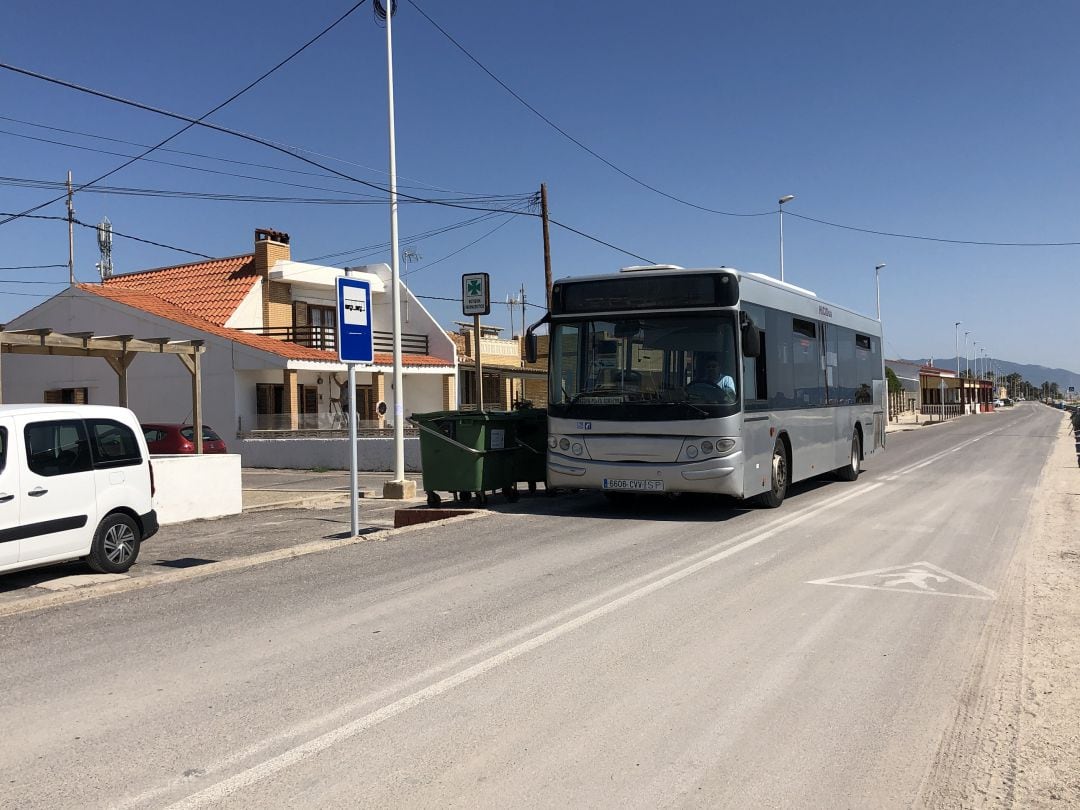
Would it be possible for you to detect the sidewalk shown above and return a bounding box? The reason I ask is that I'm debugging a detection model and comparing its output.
[242,468,424,511]
[0,469,428,615]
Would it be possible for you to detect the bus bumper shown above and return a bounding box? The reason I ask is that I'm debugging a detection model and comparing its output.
[547,452,743,497]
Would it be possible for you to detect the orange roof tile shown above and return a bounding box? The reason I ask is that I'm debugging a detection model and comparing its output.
[101,254,257,325]
[76,284,452,368]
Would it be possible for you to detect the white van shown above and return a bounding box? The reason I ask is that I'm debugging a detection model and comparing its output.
[0,404,158,576]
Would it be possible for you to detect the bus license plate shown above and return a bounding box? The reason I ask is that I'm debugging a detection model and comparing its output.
[602,478,665,492]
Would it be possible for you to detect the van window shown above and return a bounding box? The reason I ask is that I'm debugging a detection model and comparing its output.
[0,426,7,472]
[88,419,142,468]
[25,420,92,477]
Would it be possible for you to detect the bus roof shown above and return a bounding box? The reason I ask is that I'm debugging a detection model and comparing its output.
[553,266,878,326]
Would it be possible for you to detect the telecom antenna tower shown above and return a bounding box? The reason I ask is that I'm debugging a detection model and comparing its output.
[96,217,113,280]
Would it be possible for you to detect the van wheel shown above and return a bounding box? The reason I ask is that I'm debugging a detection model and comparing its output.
[835,430,861,481]
[87,513,141,574]
[753,439,788,508]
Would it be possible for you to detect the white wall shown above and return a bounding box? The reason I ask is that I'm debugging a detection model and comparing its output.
[151,454,243,524]
[238,437,422,471]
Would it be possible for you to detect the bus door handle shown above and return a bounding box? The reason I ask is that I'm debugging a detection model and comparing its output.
[0,492,13,503]
[27,487,48,497]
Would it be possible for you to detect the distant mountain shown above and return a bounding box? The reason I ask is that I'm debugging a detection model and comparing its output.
[904,358,1080,392]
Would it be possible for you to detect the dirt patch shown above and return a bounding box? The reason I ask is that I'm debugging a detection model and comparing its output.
[921,414,1080,807]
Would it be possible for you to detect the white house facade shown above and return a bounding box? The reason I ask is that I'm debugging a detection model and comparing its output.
[1,229,458,470]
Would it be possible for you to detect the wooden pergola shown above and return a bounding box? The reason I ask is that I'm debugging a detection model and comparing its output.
[0,327,210,452]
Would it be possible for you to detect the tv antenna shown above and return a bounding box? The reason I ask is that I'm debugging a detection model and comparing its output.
[95,217,113,280]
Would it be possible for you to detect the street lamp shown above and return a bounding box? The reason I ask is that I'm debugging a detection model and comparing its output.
[874,263,886,320]
[964,331,971,377]
[778,194,795,282]
[954,321,962,416]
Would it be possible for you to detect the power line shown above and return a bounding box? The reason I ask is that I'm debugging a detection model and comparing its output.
[406,0,773,220]
[0,113,497,196]
[0,263,67,270]
[0,212,213,258]
[0,0,371,228]
[0,279,67,285]
[403,215,518,277]
[0,173,529,207]
[785,210,1080,248]
[0,62,546,217]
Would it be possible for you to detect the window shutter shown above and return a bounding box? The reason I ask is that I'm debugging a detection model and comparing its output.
[44,389,62,404]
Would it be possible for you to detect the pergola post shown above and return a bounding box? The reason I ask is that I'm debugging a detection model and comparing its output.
[177,351,204,453]
[103,351,137,407]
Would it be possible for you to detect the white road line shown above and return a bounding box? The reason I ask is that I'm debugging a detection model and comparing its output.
[164,482,883,809]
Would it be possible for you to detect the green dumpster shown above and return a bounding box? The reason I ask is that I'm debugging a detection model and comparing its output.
[410,410,520,507]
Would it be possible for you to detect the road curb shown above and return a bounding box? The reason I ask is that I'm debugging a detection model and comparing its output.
[0,509,494,620]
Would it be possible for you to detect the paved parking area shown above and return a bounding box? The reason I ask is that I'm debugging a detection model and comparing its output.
[0,469,428,610]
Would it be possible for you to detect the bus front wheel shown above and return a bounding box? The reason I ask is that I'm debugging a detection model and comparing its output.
[753,439,788,508]
[835,430,861,482]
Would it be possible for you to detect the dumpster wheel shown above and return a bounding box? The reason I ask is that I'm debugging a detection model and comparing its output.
[426,491,442,508]
[456,491,472,504]
[503,485,519,503]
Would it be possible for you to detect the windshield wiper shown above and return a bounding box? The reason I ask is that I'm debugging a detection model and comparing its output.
[637,400,711,417]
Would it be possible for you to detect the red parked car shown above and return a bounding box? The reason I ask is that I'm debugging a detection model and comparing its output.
[141,423,228,454]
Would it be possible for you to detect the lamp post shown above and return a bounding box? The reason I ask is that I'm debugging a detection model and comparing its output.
[378,0,413,500]
[874,263,886,320]
[954,321,962,417]
[778,194,795,282]
[973,342,980,412]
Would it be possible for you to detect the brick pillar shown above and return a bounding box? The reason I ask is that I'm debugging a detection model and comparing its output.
[373,373,386,428]
[254,229,292,331]
[284,369,299,430]
[442,373,457,410]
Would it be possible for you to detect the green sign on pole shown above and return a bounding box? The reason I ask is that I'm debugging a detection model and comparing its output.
[462,272,490,316]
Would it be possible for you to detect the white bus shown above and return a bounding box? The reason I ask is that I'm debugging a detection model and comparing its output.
[525,266,885,507]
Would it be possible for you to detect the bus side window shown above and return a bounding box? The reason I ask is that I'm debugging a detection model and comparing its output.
[743,331,768,406]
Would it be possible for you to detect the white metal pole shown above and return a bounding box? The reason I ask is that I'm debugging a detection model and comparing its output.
[954,321,961,416]
[779,205,785,283]
[385,4,405,485]
[346,266,359,536]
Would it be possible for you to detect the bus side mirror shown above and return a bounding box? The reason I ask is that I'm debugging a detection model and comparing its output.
[741,315,761,358]
[523,313,549,364]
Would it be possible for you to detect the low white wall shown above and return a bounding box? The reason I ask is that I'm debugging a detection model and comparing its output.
[237,437,422,472]
[151,454,243,525]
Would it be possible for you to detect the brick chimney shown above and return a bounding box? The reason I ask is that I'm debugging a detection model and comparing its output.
[254,228,291,277]
[254,228,293,332]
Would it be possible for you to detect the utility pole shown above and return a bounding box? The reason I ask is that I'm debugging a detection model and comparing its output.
[520,284,526,339]
[66,171,75,285]
[540,183,552,309]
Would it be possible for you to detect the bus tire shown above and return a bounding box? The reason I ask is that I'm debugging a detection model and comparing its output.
[835,430,861,482]
[753,439,788,508]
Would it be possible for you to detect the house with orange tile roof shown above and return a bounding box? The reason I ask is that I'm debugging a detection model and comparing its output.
[1,229,458,469]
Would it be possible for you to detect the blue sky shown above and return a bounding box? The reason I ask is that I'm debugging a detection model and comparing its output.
[2,1,1077,371]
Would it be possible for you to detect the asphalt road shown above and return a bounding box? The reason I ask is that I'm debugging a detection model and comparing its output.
[0,404,1057,809]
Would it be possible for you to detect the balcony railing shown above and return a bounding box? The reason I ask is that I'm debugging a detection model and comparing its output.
[234,326,430,355]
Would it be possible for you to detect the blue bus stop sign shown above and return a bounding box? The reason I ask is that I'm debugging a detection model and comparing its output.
[336,276,373,364]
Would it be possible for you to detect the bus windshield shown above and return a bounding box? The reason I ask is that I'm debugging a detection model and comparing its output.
[549,312,739,421]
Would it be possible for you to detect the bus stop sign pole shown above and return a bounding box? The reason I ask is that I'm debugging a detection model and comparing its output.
[338,274,374,536]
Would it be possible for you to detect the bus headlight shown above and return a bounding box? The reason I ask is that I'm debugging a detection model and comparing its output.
[713,438,736,455]
[549,434,590,459]
[685,444,699,459]
[701,440,714,454]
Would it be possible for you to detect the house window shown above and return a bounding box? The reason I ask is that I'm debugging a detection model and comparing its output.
[44,387,88,405]
[292,301,336,350]
[256,383,285,429]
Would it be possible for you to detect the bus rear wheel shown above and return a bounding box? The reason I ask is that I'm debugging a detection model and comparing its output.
[835,430,861,481]
[753,439,788,508]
